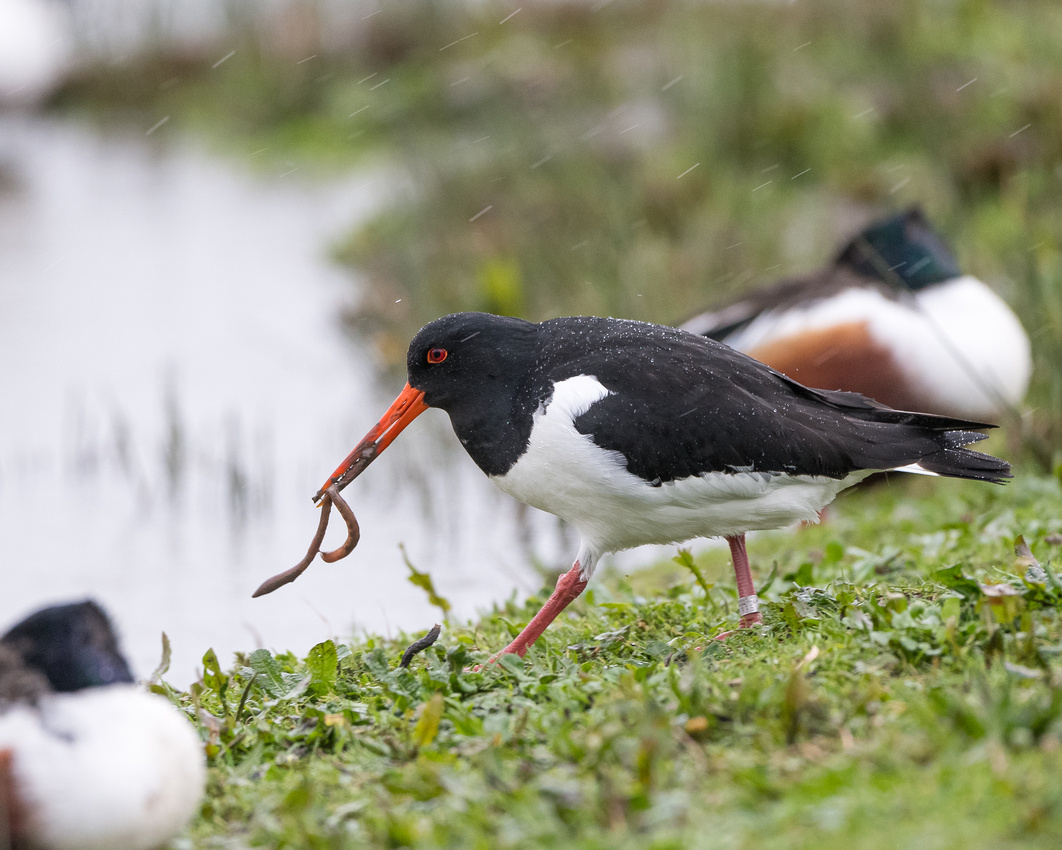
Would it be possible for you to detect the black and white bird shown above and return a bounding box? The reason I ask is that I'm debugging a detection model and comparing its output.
[681,209,1031,422]
[0,601,205,850]
[319,312,1010,660]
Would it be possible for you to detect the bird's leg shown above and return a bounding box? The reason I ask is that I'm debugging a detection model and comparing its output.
[711,534,763,641]
[484,561,588,664]
[727,533,763,628]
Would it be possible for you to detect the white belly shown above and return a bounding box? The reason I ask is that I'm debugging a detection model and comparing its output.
[492,375,867,576]
[0,686,205,850]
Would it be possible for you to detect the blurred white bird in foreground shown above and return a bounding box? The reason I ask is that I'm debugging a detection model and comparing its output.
[0,600,205,850]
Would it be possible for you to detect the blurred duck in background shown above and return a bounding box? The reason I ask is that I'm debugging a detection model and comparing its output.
[682,208,1031,422]
[0,601,204,850]
[0,0,74,107]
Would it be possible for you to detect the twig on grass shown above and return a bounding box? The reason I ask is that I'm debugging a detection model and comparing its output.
[400,624,442,668]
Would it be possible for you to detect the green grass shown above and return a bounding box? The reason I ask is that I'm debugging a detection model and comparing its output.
[161,471,1062,848]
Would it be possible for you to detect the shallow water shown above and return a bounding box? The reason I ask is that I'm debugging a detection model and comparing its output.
[0,115,577,685]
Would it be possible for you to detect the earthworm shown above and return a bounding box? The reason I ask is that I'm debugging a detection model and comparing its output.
[251,494,334,597]
[320,486,361,563]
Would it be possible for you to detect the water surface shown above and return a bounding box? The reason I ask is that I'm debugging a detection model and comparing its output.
[0,115,572,684]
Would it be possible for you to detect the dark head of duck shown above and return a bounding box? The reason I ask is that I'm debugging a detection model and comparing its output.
[836,206,962,292]
[1,600,134,693]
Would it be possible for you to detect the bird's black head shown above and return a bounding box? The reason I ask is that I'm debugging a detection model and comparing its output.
[836,207,962,291]
[312,313,542,499]
[0,600,134,693]
[404,312,543,475]
[406,312,539,413]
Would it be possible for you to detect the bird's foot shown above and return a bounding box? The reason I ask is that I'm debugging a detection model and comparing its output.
[465,564,588,671]
[465,647,522,673]
[711,610,764,642]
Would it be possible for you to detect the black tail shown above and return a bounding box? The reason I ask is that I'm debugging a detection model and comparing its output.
[800,385,1012,484]
[916,430,1012,483]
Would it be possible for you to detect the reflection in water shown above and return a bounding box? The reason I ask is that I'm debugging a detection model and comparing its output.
[0,115,572,685]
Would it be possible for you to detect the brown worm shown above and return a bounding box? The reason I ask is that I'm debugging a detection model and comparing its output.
[320,486,361,563]
[251,494,334,598]
[252,483,365,597]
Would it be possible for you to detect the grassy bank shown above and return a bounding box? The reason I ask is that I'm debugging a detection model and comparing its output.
[163,471,1062,848]
[51,5,1062,843]
[59,0,1062,462]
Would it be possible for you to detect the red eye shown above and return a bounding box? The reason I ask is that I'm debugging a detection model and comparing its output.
[427,347,448,364]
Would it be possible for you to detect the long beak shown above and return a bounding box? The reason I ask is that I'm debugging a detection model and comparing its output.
[313,383,428,502]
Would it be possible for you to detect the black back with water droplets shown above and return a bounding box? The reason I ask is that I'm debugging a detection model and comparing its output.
[407,313,1011,484]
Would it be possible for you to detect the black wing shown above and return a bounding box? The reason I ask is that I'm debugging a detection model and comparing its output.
[535,318,1009,484]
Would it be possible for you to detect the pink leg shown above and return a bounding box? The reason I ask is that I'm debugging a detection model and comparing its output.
[713,534,762,640]
[484,561,588,664]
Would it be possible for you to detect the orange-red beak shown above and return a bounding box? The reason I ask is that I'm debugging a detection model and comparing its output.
[313,383,428,502]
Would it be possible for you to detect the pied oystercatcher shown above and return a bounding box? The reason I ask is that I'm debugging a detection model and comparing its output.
[319,312,1010,660]
[1,601,205,850]
[681,208,1031,421]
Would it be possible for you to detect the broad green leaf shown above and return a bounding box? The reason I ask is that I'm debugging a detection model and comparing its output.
[413,692,445,748]
[307,640,338,691]
[249,648,286,698]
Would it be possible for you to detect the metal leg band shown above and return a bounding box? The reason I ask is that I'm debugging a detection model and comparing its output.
[738,595,760,617]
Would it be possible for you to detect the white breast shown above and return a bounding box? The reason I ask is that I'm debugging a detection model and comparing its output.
[0,685,205,850]
[493,375,868,578]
